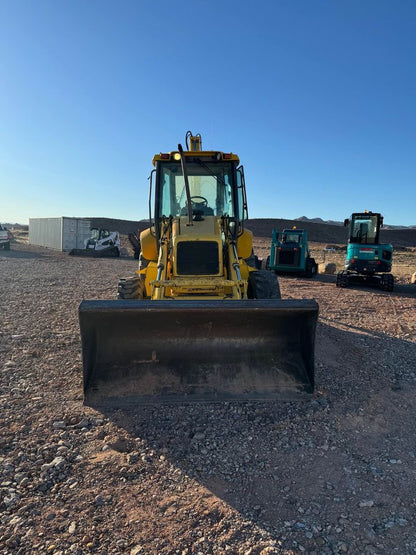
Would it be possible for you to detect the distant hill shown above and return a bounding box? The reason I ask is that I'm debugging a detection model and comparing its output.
[87,216,416,248]
[3,223,29,230]
[89,217,149,235]
[295,216,343,226]
[295,215,415,231]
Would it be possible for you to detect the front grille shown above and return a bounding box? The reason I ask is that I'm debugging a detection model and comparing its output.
[177,241,220,275]
[274,249,300,266]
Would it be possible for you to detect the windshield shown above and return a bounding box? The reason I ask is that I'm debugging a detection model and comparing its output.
[280,233,301,244]
[350,214,379,244]
[156,160,235,218]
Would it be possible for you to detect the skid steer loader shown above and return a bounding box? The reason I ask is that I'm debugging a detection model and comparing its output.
[265,227,318,277]
[79,132,319,406]
[69,228,121,257]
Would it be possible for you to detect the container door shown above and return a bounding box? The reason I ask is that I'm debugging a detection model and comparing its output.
[76,220,92,249]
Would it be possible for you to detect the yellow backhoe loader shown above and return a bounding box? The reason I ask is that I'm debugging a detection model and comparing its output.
[79,132,319,406]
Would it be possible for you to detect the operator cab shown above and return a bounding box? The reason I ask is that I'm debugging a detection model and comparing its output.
[345,212,382,245]
[156,159,239,218]
[151,150,248,239]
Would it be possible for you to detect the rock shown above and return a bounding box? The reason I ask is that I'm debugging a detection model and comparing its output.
[318,262,337,274]
[359,500,374,508]
[94,495,104,507]
[127,452,140,464]
[68,522,76,534]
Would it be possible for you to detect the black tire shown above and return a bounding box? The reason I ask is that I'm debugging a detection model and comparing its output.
[261,255,271,271]
[248,270,281,299]
[305,257,317,278]
[380,273,394,292]
[4,242,10,251]
[117,275,144,299]
[336,271,349,288]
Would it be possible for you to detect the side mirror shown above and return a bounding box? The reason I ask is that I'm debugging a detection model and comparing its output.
[343,218,349,227]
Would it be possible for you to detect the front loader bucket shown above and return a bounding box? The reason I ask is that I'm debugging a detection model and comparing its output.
[79,299,318,407]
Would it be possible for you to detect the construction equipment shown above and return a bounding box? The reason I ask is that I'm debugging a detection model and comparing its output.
[265,227,318,277]
[79,132,319,406]
[336,211,394,291]
[0,223,11,250]
[69,228,120,257]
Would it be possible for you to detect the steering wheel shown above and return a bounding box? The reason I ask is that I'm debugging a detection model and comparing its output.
[190,196,208,207]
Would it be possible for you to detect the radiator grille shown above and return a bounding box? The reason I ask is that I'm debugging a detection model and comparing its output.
[275,249,301,266]
[177,241,220,275]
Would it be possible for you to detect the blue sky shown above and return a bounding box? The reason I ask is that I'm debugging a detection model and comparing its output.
[1,0,415,226]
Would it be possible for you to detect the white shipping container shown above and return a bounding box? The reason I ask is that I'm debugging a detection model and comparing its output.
[29,217,92,252]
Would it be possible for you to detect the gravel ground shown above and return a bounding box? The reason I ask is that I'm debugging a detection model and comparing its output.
[1,243,416,555]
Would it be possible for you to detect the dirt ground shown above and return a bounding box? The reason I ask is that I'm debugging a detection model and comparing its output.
[1,236,416,554]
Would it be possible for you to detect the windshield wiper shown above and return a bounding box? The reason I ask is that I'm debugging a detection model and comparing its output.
[194,158,228,188]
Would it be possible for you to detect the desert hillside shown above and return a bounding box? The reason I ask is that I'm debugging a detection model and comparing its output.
[88,216,416,247]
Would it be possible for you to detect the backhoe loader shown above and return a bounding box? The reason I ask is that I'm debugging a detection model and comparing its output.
[79,132,319,406]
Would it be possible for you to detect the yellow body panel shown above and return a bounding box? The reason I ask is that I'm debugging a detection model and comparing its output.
[140,227,158,261]
[237,229,253,259]
[138,214,253,300]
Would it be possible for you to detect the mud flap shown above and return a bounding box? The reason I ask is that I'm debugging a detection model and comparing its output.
[79,299,318,407]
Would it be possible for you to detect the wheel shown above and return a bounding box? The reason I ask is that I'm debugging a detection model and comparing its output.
[305,257,317,278]
[380,273,394,292]
[117,275,144,299]
[248,270,281,299]
[3,242,10,251]
[336,271,349,288]
[261,255,271,271]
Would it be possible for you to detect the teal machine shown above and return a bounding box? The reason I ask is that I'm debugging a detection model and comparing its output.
[266,228,318,278]
[336,211,394,291]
